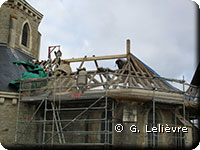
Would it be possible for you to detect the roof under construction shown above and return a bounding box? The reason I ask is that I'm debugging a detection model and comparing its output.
[17,40,198,108]
[13,40,199,148]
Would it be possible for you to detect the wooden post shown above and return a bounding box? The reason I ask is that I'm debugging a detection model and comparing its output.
[126,39,130,55]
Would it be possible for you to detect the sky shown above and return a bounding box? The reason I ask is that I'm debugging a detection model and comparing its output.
[0,0,198,84]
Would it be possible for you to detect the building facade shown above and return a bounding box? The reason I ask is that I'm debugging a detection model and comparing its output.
[0,0,42,147]
[0,0,42,59]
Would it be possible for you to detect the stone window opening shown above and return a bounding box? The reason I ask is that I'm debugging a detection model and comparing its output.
[123,106,137,122]
[21,23,29,47]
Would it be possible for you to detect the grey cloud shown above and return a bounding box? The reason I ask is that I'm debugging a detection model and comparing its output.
[28,0,196,83]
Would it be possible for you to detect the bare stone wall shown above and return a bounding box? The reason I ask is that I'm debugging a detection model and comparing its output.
[113,101,194,148]
[0,98,37,145]
[88,112,102,143]
[136,104,147,147]
[16,103,38,144]
[0,98,17,144]
[114,101,138,146]
[0,7,10,44]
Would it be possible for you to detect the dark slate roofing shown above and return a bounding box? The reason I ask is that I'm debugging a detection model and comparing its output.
[191,61,200,86]
[0,46,33,92]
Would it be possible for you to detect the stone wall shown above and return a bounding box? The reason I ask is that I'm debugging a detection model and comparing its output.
[113,101,194,148]
[0,98,18,144]
[0,97,195,148]
[0,98,37,145]
[0,6,10,44]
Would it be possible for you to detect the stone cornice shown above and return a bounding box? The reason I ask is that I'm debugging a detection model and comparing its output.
[3,0,43,21]
[0,91,19,99]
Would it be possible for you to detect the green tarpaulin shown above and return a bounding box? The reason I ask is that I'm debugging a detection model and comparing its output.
[9,61,47,89]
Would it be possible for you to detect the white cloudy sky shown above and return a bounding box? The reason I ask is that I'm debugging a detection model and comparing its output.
[0,0,198,83]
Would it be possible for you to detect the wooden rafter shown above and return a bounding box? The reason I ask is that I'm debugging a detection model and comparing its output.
[79,56,87,68]
[94,60,105,88]
[35,40,177,92]
[64,54,127,63]
[129,54,152,88]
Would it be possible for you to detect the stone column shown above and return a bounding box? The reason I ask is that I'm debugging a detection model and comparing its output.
[36,32,41,59]
[8,15,17,48]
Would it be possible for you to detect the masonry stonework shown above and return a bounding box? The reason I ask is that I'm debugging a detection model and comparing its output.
[0,0,43,59]
[0,99,37,145]
[0,0,43,147]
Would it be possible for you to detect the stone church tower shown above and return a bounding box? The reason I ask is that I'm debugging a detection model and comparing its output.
[0,0,43,147]
[0,0,43,92]
[0,0,43,59]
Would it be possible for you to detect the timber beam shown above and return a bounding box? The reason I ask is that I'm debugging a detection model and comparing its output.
[63,54,127,63]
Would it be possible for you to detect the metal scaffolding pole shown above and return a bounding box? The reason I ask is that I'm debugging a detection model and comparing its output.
[112,100,114,145]
[43,99,47,144]
[174,107,177,147]
[51,77,57,144]
[15,80,22,143]
[44,95,106,144]
[105,90,108,144]
[152,88,156,147]
[51,102,66,144]
[51,102,62,143]
[182,76,185,148]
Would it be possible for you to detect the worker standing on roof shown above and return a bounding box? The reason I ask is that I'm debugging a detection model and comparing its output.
[54,60,72,76]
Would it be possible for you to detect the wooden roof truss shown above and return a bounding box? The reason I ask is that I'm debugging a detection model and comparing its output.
[33,40,178,94]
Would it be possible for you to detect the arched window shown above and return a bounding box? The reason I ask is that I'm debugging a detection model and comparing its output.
[21,23,29,47]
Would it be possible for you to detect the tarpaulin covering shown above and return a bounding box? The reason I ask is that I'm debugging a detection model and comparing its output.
[0,46,33,92]
[10,61,47,89]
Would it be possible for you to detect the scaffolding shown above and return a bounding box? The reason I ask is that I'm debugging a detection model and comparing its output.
[15,75,115,146]
[14,40,199,148]
[14,70,199,148]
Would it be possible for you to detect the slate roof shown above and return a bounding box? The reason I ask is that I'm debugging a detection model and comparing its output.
[0,46,33,92]
[191,62,200,86]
